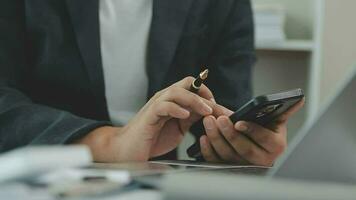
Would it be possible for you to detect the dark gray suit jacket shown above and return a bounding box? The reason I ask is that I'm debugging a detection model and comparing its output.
[0,0,255,158]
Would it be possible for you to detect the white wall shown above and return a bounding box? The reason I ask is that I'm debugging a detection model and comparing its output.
[320,0,356,103]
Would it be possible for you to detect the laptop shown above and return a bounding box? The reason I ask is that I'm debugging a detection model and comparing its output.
[269,66,356,183]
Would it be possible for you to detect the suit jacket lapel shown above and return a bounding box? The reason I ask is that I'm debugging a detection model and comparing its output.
[65,0,105,100]
[66,0,193,100]
[147,0,193,88]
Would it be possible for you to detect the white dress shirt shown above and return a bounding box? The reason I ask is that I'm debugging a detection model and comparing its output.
[99,0,153,125]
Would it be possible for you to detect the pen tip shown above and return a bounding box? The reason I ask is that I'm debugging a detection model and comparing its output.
[199,69,209,80]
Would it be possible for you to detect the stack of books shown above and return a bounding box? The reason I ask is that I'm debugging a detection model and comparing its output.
[253,4,286,43]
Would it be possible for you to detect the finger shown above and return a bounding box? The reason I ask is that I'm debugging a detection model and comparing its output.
[212,121,270,165]
[235,121,286,155]
[216,116,245,162]
[159,86,213,116]
[200,135,221,162]
[149,77,193,102]
[197,83,214,101]
[155,102,190,119]
[177,102,214,124]
[180,111,203,131]
[204,116,237,161]
[276,98,305,123]
[233,135,272,166]
[173,76,215,101]
[172,76,195,89]
[212,104,234,117]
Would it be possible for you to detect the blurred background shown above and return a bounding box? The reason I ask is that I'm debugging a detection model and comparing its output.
[179,0,356,159]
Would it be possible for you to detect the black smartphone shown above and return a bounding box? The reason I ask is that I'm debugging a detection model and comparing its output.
[187,88,304,159]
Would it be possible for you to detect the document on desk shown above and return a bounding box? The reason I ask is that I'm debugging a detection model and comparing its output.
[91,160,271,179]
[150,160,270,169]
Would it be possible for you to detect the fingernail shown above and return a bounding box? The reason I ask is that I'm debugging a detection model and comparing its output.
[204,117,214,130]
[202,102,213,114]
[236,122,249,132]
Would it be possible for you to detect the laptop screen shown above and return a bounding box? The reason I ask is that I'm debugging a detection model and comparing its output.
[270,68,356,183]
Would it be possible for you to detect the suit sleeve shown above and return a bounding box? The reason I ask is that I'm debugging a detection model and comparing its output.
[207,0,256,110]
[0,0,109,153]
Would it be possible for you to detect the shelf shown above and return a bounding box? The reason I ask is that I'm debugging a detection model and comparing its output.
[256,40,314,52]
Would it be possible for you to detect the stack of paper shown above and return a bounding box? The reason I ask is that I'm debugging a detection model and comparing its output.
[0,145,92,183]
[253,4,286,43]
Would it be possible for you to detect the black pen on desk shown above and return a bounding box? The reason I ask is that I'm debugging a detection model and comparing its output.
[190,69,209,93]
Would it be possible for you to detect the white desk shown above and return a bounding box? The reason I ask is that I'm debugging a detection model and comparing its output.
[95,189,162,200]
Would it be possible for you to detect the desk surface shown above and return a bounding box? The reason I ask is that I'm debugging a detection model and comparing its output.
[1,162,356,200]
[99,189,162,200]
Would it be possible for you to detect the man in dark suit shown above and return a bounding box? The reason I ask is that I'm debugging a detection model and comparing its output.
[0,0,303,165]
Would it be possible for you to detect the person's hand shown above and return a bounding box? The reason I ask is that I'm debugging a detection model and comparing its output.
[200,99,305,166]
[78,77,215,162]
